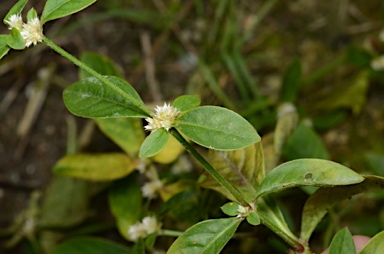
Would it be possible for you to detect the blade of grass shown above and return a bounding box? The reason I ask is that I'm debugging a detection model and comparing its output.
[222,53,250,100]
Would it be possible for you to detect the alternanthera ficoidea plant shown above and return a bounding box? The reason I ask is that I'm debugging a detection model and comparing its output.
[2,1,384,253]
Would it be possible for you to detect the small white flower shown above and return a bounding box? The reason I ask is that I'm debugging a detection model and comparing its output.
[141,179,163,199]
[236,205,250,218]
[145,103,179,131]
[171,155,193,174]
[142,216,160,234]
[128,222,147,242]
[371,55,384,71]
[20,17,43,47]
[5,14,23,30]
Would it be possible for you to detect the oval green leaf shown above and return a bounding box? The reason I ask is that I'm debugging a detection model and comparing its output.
[7,28,25,50]
[360,230,384,254]
[63,75,149,118]
[51,237,130,254]
[96,118,145,156]
[139,129,170,158]
[53,153,137,181]
[175,106,260,150]
[41,0,96,23]
[172,95,201,112]
[3,0,28,24]
[256,159,364,199]
[246,211,260,226]
[221,202,240,216]
[167,218,242,254]
[0,35,10,60]
[328,228,355,254]
[300,175,384,241]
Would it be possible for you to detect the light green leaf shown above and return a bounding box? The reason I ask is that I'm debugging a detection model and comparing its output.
[246,211,260,226]
[256,159,364,199]
[221,202,240,216]
[53,153,137,181]
[51,237,130,254]
[26,8,38,21]
[96,118,145,156]
[172,95,201,112]
[80,51,123,79]
[280,59,302,103]
[3,0,28,24]
[152,135,184,164]
[328,228,355,254]
[41,0,96,23]
[282,123,329,160]
[7,28,25,50]
[63,75,149,118]
[199,146,257,203]
[109,174,142,240]
[0,35,10,60]
[139,129,170,158]
[300,175,384,241]
[175,106,260,150]
[360,230,384,254]
[167,218,242,254]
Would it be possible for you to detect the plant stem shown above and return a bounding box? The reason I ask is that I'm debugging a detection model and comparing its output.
[160,229,184,237]
[170,128,249,206]
[42,36,152,116]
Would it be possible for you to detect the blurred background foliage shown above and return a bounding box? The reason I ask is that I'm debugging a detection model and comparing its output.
[1,0,384,253]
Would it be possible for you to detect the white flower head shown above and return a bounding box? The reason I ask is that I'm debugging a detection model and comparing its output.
[142,216,161,234]
[141,179,163,199]
[21,17,43,47]
[128,222,147,242]
[236,205,250,218]
[5,14,23,30]
[371,55,384,71]
[144,103,179,131]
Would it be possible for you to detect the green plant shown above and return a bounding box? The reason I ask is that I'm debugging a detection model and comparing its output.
[1,1,384,253]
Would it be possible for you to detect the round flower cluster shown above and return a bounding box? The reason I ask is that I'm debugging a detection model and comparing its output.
[144,103,180,132]
[5,14,43,47]
[128,216,161,242]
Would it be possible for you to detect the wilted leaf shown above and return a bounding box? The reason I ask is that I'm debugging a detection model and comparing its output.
[199,145,257,203]
[256,159,364,199]
[51,237,130,254]
[167,218,242,254]
[328,228,355,254]
[175,106,260,150]
[152,135,184,164]
[300,175,384,241]
[96,118,145,156]
[53,153,137,181]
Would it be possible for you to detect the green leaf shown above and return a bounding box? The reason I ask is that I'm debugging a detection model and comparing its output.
[167,218,242,254]
[256,196,300,249]
[199,145,257,203]
[221,202,240,216]
[346,46,373,68]
[175,106,260,150]
[282,123,329,160]
[139,128,170,158]
[53,153,137,181]
[280,59,301,102]
[109,174,142,240]
[256,159,364,199]
[365,152,384,176]
[7,28,25,50]
[63,75,149,118]
[3,0,28,24]
[26,8,38,21]
[80,51,123,79]
[96,118,145,156]
[51,237,130,254]
[172,95,201,112]
[328,228,355,254]
[360,230,384,254]
[38,176,91,228]
[41,0,96,23]
[0,35,10,60]
[246,211,260,226]
[300,175,384,241]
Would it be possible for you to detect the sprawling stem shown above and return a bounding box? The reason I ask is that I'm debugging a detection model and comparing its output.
[43,36,152,116]
[170,128,249,206]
